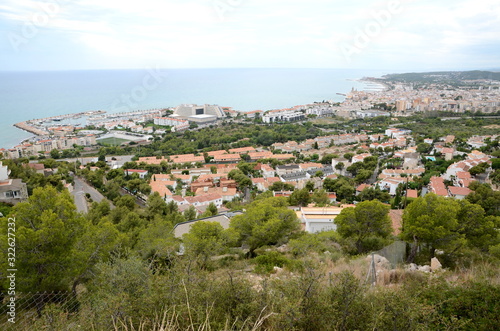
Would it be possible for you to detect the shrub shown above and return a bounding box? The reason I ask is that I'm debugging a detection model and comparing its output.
[254,251,291,274]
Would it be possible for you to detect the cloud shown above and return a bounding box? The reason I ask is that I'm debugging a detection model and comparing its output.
[0,0,498,70]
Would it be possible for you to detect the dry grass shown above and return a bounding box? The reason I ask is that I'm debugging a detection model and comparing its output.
[443,261,500,285]
[483,124,500,129]
[111,306,274,331]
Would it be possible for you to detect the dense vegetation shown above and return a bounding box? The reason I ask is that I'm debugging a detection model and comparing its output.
[382,70,500,84]
[0,184,499,330]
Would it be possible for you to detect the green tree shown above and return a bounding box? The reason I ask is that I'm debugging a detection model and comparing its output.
[268,181,295,192]
[335,200,392,254]
[491,169,500,186]
[50,149,60,159]
[469,162,489,176]
[183,205,197,221]
[416,142,432,154]
[0,186,91,292]
[357,187,391,203]
[230,197,300,256]
[401,193,462,261]
[343,153,354,162]
[320,154,339,164]
[228,169,252,189]
[355,169,373,184]
[311,189,330,206]
[145,192,168,220]
[135,218,178,269]
[466,182,500,216]
[491,158,500,170]
[201,202,218,218]
[457,200,500,251]
[72,219,122,292]
[335,162,345,171]
[289,188,311,207]
[87,200,111,225]
[237,162,255,176]
[324,177,356,202]
[183,221,232,269]
[114,195,136,211]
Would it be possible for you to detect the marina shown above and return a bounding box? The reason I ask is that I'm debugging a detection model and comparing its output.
[14,111,106,136]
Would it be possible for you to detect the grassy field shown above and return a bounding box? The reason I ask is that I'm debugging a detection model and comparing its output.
[311,117,343,125]
[97,137,130,146]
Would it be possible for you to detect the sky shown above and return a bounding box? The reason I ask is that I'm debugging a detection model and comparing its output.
[0,0,499,71]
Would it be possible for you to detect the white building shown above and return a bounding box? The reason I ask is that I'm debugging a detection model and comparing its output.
[297,206,346,233]
[153,117,189,132]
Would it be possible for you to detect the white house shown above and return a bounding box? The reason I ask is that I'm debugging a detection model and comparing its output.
[0,162,28,204]
[378,177,406,195]
[297,206,346,233]
[125,169,148,179]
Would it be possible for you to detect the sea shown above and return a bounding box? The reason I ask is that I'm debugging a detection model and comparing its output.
[0,68,391,150]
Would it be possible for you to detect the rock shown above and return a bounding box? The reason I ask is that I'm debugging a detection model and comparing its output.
[366,254,391,270]
[431,257,442,272]
[273,266,283,274]
[407,263,418,271]
[418,265,431,273]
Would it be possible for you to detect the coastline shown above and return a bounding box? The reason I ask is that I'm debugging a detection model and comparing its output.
[358,77,391,91]
[1,69,385,151]
[11,110,107,143]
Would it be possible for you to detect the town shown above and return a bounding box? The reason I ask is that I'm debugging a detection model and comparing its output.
[2,73,500,230]
[1,71,500,330]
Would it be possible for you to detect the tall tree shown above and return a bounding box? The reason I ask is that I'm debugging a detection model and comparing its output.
[0,186,87,293]
[457,200,500,251]
[183,205,197,221]
[183,221,233,269]
[289,188,312,207]
[230,197,300,256]
[334,200,392,254]
[1,185,121,317]
[401,193,461,261]
[145,192,168,220]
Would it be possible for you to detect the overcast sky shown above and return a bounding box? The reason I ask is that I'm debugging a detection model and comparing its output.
[0,0,499,71]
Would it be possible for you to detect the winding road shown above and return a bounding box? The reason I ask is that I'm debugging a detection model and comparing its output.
[71,176,115,213]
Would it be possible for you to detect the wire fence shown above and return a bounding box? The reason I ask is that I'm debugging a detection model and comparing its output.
[374,240,407,268]
[0,291,82,331]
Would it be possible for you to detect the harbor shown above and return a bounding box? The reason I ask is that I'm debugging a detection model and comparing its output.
[13,111,106,136]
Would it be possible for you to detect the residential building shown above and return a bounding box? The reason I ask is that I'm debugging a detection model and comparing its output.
[296,206,346,233]
[125,169,148,179]
[0,162,28,204]
[448,186,471,200]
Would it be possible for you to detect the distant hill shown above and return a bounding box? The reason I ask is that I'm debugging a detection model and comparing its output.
[382,70,500,83]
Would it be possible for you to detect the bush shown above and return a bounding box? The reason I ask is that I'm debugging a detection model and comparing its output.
[288,231,342,257]
[0,202,13,217]
[254,251,291,274]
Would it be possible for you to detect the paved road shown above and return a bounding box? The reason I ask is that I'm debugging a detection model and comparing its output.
[72,178,89,213]
[71,176,115,213]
